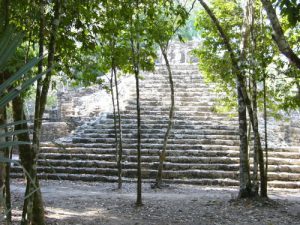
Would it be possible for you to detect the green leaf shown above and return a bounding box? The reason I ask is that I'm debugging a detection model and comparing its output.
[0,141,30,150]
[0,120,28,129]
[0,129,29,139]
[0,68,47,108]
[0,56,41,94]
[0,27,24,69]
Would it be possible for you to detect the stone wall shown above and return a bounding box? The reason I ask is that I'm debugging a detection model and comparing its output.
[40,122,70,142]
[40,41,300,146]
[57,75,135,128]
[259,111,300,147]
[156,41,199,64]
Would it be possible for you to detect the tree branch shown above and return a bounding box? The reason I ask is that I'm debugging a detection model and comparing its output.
[260,0,300,70]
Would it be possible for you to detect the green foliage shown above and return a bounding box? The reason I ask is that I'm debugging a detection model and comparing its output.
[193,0,300,116]
[177,13,200,40]
[0,27,42,149]
[268,16,300,110]
[274,0,300,27]
[193,0,242,112]
[0,27,45,108]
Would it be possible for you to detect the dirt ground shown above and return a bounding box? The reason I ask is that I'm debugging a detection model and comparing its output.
[9,179,300,225]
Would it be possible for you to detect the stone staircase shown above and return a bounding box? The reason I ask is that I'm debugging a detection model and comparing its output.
[11,64,300,188]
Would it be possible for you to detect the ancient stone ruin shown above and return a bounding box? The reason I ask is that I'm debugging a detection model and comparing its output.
[11,42,300,189]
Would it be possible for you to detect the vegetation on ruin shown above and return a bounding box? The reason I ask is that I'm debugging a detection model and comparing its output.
[0,0,299,224]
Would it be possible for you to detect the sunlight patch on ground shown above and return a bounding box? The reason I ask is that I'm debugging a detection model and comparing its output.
[46,207,107,220]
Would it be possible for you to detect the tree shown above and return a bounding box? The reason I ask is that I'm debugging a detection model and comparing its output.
[0,26,45,224]
[196,0,270,198]
[97,1,129,190]
[149,1,190,188]
[260,0,300,70]
[4,0,107,223]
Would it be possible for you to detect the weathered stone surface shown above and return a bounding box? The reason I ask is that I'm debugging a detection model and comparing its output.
[11,42,300,188]
[40,122,70,142]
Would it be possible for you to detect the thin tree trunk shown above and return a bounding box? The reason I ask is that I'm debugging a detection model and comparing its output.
[251,77,259,195]
[135,56,142,206]
[24,1,61,223]
[113,67,124,190]
[130,36,142,206]
[263,74,268,187]
[0,107,7,222]
[1,2,10,221]
[11,97,44,225]
[0,72,12,223]
[260,0,300,70]
[154,44,175,188]
[110,67,119,185]
[130,0,142,206]
[20,0,47,224]
[237,81,252,198]
[135,65,142,206]
[4,147,11,225]
[4,108,12,224]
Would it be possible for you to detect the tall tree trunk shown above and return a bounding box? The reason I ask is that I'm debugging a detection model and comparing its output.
[237,81,252,198]
[263,74,268,187]
[0,2,11,221]
[0,73,12,224]
[11,97,45,225]
[130,0,142,206]
[260,0,300,70]
[18,0,48,224]
[4,108,12,224]
[251,77,259,195]
[110,67,119,187]
[0,107,7,222]
[134,64,142,206]
[154,44,175,188]
[22,1,61,223]
[130,36,142,206]
[134,54,142,206]
[113,67,124,190]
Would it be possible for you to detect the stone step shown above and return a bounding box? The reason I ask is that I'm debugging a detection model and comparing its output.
[73,136,240,146]
[78,133,240,141]
[11,165,238,180]
[125,105,214,112]
[138,89,215,95]
[11,163,300,182]
[155,64,199,70]
[10,172,120,182]
[72,137,240,146]
[82,128,239,136]
[41,143,239,152]
[120,113,237,122]
[104,114,238,123]
[268,147,300,153]
[38,147,300,161]
[93,124,239,132]
[10,170,300,188]
[138,89,217,95]
[141,79,207,86]
[126,100,215,107]
[138,96,216,102]
[35,151,300,173]
[140,83,211,90]
[267,180,300,189]
[38,151,239,161]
